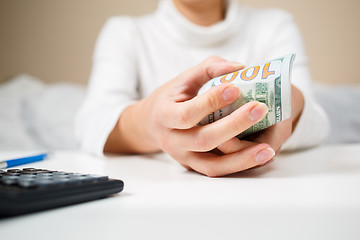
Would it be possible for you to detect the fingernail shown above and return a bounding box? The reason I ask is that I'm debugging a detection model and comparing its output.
[222,86,239,101]
[230,61,245,68]
[249,103,268,121]
[256,147,275,163]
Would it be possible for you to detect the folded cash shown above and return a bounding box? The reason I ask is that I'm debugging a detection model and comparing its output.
[198,54,295,138]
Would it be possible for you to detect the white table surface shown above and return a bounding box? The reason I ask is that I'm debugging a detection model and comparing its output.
[0,144,360,240]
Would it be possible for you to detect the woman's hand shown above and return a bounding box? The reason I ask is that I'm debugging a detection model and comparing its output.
[218,85,305,161]
[105,56,276,177]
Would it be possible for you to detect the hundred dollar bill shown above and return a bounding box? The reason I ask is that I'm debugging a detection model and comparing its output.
[198,54,296,138]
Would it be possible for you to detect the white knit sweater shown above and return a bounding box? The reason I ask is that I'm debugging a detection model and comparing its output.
[75,0,329,155]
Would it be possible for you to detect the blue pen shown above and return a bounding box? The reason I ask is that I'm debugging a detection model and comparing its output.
[0,153,48,169]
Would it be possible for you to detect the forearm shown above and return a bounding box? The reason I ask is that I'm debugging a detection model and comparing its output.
[104,99,161,154]
[291,85,305,132]
[281,85,329,151]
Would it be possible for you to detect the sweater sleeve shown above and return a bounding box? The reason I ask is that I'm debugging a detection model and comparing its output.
[75,17,139,156]
[260,9,330,151]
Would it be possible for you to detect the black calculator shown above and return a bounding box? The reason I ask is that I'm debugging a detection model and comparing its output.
[0,168,124,217]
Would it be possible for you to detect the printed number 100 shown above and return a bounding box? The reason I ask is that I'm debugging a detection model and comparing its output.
[220,62,275,83]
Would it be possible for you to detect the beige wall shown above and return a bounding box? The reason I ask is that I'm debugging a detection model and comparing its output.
[0,0,359,85]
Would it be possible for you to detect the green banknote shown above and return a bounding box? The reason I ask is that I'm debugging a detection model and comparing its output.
[197,54,295,138]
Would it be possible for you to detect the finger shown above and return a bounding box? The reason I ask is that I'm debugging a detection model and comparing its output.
[217,137,256,154]
[186,143,276,177]
[173,101,269,152]
[165,83,240,129]
[249,119,292,154]
[250,158,275,171]
[180,56,245,90]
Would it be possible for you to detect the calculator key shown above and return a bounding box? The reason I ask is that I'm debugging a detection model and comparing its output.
[53,178,70,184]
[4,172,21,176]
[21,169,49,174]
[7,169,22,173]
[35,178,56,187]
[52,171,68,176]
[67,174,87,181]
[24,168,43,172]
[36,169,55,173]
[37,172,53,177]
[68,173,83,177]
[53,175,69,181]
[20,171,38,175]
[19,174,36,179]
[89,175,109,181]
[81,176,96,182]
[18,178,36,188]
[2,175,19,185]
[31,170,48,174]
[66,176,85,184]
[69,175,87,181]
[22,168,37,171]
[35,175,52,181]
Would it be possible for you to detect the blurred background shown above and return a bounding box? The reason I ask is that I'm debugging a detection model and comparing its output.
[0,0,359,151]
[0,0,359,85]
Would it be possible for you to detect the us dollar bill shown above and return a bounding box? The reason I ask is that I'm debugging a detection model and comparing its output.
[197,54,295,138]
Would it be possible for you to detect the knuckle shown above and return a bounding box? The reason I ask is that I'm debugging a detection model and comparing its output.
[230,114,246,133]
[205,93,220,111]
[192,133,212,152]
[203,56,224,73]
[177,107,193,129]
[205,55,222,63]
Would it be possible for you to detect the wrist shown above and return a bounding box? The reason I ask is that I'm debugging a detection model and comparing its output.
[104,99,160,154]
[120,99,160,153]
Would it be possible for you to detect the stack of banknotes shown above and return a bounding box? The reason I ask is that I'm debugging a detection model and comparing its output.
[198,54,295,138]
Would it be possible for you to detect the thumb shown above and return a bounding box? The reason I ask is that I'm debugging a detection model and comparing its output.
[181,56,245,89]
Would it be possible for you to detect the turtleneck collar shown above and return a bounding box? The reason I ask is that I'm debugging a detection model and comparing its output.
[155,0,244,47]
